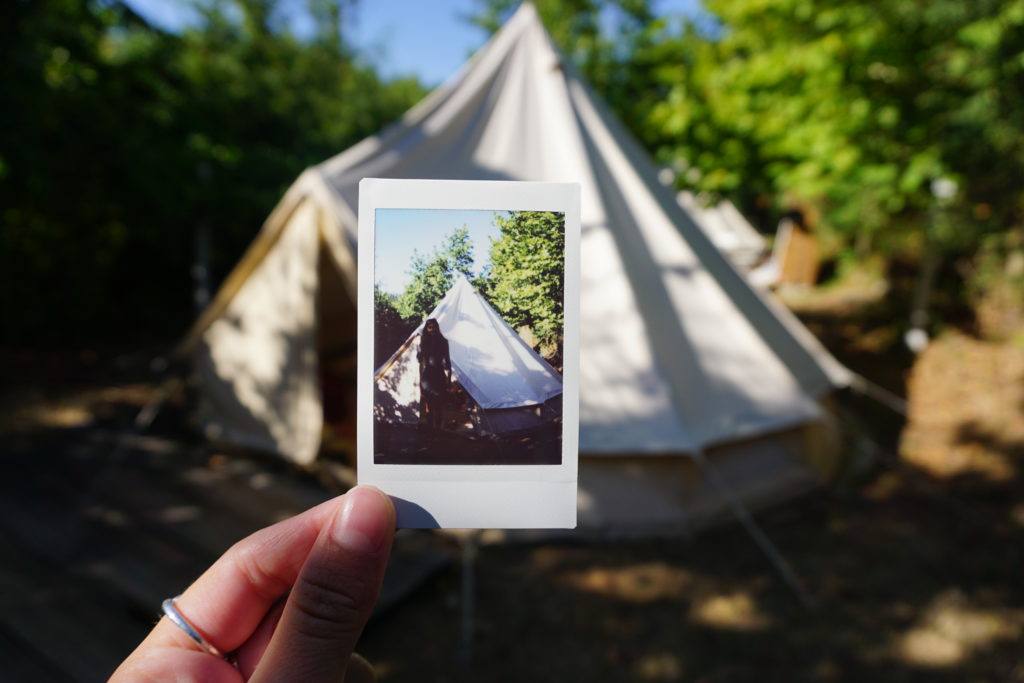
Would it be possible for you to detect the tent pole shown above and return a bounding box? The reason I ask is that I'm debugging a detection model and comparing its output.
[458,532,479,667]
[834,404,990,528]
[692,450,815,608]
[134,375,183,431]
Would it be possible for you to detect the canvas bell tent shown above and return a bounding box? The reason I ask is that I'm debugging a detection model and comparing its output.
[374,275,562,435]
[179,2,851,533]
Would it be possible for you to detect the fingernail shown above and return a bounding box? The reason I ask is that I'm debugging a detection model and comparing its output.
[331,486,394,554]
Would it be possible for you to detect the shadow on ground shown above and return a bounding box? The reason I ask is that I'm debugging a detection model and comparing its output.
[360,452,1024,682]
[1,321,1022,681]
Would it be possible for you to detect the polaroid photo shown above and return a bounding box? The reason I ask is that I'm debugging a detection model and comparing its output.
[357,179,580,529]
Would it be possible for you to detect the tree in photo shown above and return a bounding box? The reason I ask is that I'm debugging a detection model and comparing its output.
[485,211,565,352]
[396,226,475,321]
[374,286,416,367]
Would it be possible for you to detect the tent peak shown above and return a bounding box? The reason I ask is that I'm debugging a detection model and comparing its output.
[505,1,544,33]
[515,1,538,17]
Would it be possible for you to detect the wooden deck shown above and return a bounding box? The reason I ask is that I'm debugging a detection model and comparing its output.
[0,424,452,681]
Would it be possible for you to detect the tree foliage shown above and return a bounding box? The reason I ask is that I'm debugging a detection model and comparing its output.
[485,211,565,349]
[0,0,425,344]
[7,0,1023,346]
[640,0,1024,256]
[377,212,566,362]
[472,0,1024,275]
[394,226,475,321]
[374,285,415,367]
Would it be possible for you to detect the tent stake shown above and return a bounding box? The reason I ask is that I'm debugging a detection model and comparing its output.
[692,450,815,609]
[847,373,907,417]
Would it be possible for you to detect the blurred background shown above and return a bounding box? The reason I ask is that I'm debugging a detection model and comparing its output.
[2,0,1023,681]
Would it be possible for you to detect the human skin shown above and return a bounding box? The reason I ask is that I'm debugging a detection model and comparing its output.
[111,486,396,682]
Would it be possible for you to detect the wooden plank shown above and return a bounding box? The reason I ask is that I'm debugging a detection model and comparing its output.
[0,629,76,683]
[82,464,265,557]
[376,530,453,617]
[0,537,150,681]
[86,430,328,521]
[0,460,213,611]
[0,426,453,680]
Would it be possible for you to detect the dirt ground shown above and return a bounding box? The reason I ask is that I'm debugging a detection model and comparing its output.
[365,281,1024,682]
[2,278,1023,681]
[357,320,1024,681]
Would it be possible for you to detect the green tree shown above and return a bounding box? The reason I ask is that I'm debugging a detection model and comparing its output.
[0,0,425,344]
[638,0,1024,254]
[374,285,415,366]
[473,0,1024,329]
[395,226,475,320]
[484,211,565,349]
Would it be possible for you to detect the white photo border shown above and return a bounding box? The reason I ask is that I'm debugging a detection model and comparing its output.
[358,179,580,529]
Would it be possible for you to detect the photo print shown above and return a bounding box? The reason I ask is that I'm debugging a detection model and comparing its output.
[357,179,579,529]
[372,207,565,466]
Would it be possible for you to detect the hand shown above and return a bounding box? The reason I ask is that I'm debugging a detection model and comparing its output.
[111,486,396,682]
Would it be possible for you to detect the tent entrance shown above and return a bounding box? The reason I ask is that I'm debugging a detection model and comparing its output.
[317,239,358,460]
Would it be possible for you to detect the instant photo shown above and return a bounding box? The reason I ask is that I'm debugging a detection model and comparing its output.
[357,180,579,529]
[373,208,564,466]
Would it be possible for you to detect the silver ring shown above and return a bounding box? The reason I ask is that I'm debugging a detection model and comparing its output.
[162,596,227,660]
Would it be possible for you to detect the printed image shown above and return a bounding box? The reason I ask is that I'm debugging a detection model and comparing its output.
[373,208,565,465]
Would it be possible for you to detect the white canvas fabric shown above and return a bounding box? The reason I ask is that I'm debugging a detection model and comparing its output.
[184,2,850,476]
[301,2,849,452]
[375,275,562,422]
[193,199,325,462]
[676,191,766,269]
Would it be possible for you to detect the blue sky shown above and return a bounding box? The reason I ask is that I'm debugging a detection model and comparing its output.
[374,208,506,294]
[124,0,710,85]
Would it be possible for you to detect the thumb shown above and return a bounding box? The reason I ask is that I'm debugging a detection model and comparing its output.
[250,486,395,683]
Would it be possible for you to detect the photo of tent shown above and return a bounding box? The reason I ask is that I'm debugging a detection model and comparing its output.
[179,2,851,534]
[10,0,1024,676]
[375,273,562,440]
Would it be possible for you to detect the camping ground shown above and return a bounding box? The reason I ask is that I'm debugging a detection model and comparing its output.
[3,274,1022,682]
[6,2,1024,679]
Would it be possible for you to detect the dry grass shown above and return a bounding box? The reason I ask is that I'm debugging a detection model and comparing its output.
[901,331,1024,481]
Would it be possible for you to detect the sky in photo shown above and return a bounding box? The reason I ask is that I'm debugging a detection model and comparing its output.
[124,0,711,85]
[374,208,507,294]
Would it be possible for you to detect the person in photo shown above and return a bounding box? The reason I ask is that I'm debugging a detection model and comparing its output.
[418,318,451,431]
